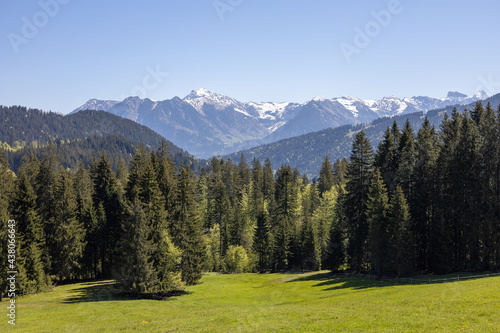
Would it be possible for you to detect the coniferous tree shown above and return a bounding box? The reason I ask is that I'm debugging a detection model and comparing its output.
[11,168,50,292]
[456,112,482,270]
[273,165,296,271]
[52,167,85,280]
[318,156,334,197]
[173,166,205,285]
[390,185,415,276]
[73,164,99,278]
[0,150,15,300]
[374,126,398,194]
[366,170,391,275]
[344,131,374,272]
[253,210,271,272]
[432,110,462,273]
[333,158,349,187]
[411,117,439,271]
[116,202,157,293]
[90,153,123,277]
[396,120,416,201]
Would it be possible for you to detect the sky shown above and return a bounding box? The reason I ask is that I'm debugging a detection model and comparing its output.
[1,0,500,114]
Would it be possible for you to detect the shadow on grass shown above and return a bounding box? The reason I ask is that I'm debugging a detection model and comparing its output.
[63,281,188,303]
[285,273,388,292]
[285,271,500,292]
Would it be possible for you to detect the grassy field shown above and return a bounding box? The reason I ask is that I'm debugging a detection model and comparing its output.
[5,271,500,332]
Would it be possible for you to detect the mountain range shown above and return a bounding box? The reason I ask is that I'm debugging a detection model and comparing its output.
[225,93,500,177]
[72,89,488,158]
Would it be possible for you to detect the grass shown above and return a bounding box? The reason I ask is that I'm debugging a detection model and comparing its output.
[5,271,500,332]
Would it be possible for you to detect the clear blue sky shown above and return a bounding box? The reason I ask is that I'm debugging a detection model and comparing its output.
[1,0,499,114]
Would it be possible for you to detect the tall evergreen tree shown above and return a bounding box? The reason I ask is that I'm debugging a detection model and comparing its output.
[344,131,374,272]
[366,170,391,275]
[390,185,415,276]
[116,202,157,293]
[90,153,123,277]
[173,166,206,285]
[253,210,271,272]
[11,168,50,292]
[318,156,334,197]
[411,117,439,271]
[273,165,297,271]
[374,126,398,194]
[396,119,416,201]
[52,167,85,280]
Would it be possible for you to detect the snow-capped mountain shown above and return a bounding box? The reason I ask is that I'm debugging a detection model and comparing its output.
[72,89,488,158]
[72,98,120,113]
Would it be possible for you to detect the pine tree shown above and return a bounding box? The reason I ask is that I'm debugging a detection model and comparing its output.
[396,119,416,201]
[344,131,374,272]
[374,126,398,194]
[52,167,85,280]
[411,117,439,271]
[115,202,157,293]
[262,158,275,216]
[154,141,178,219]
[253,210,271,272]
[90,153,123,277]
[432,109,462,273]
[173,166,205,285]
[332,158,349,187]
[74,164,99,278]
[0,149,15,300]
[11,168,50,291]
[390,185,415,276]
[456,112,482,270]
[318,156,334,197]
[273,165,296,271]
[366,170,391,275]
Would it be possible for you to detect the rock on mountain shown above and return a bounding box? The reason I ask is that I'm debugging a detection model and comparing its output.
[72,89,488,158]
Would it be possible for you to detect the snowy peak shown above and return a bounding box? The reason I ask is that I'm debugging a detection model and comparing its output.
[71,98,120,114]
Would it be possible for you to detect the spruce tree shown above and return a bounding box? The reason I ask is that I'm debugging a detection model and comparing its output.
[396,119,416,201]
[366,170,391,275]
[374,126,398,194]
[52,167,85,280]
[390,185,415,276]
[173,166,205,285]
[0,150,15,299]
[411,117,439,271]
[253,210,271,272]
[11,168,50,291]
[273,165,296,271]
[116,202,157,293]
[344,131,374,272]
[318,156,334,197]
[90,153,123,277]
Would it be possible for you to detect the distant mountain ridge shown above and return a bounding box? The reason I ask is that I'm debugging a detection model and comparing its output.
[72,89,488,158]
[224,92,500,177]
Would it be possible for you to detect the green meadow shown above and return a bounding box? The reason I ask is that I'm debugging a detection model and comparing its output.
[6,272,500,332]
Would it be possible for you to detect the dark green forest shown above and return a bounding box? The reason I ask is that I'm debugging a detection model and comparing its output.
[0,106,203,172]
[0,102,499,298]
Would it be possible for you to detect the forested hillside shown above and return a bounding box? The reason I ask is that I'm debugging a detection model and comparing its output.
[0,106,203,171]
[0,101,498,299]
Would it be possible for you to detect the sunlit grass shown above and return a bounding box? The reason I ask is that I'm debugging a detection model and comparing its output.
[6,272,500,332]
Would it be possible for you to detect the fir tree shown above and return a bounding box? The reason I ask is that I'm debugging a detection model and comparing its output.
[116,202,157,293]
[173,166,206,285]
[390,185,415,276]
[366,170,391,275]
[318,156,334,197]
[344,131,374,272]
